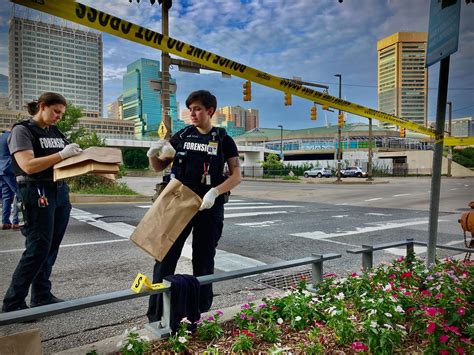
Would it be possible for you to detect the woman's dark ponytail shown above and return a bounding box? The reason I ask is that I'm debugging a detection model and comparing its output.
[26,92,67,116]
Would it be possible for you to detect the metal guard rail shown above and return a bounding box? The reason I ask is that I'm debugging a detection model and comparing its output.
[347,238,472,270]
[0,253,341,330]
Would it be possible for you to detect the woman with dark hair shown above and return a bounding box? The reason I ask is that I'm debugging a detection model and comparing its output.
[2,92,82,312]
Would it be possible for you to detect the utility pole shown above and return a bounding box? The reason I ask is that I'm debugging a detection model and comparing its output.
[366,118,374,181]
[334,74,342,182]
[278,125,283,162]
[161,0,172,139]
[447,101,452,177]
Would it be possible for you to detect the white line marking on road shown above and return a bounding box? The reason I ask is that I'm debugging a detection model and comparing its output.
[332,215,349,218]
[384,246,427,256]
[335,203,348,205]
[364,198,383,202]
[68,207,265,270]
[366,213,392,216]
[224,202,272,206]
[0,239,128,254]
[317,239,359,248]
[393,194,411,197]
[290,219,447,240]
[235,220,282,227]
[225,211,288,218]
[137,205,152,209]
[225,205,303,210]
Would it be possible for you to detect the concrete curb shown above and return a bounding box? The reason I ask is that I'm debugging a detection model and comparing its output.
[244,177,390,184]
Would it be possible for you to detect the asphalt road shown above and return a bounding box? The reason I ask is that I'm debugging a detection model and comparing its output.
[0,177,472,353]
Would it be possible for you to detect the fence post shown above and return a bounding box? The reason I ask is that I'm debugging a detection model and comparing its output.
[310,254,323,287]
[145,280,172,338]
[361,245,373,271]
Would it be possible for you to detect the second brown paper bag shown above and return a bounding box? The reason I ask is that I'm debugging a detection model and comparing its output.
[130,178,202,261]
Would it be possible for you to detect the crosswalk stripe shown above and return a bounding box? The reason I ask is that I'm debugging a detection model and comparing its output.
[225,205,303,210]
[225,211,288,218]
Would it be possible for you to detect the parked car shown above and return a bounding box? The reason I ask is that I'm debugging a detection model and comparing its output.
[340,166,367,178]
[303,167,332,178]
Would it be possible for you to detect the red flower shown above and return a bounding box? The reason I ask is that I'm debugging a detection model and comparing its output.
[426,307,438,317]
[455,297,463,303]
[351,272,358,277]
[389,274,396,280]
[421,289,432,297]
[435,293,444,300]
[404,291,413,296]
[446,325,461,336]
[455,347,465,354]
[351,341,369,352]
[406,307,416,313]
[426,322,436,334]
[457,307,465,316]
[241,329,254,338]
[440,350,450,355]
[439,334,449,343]
[400,271,412,279]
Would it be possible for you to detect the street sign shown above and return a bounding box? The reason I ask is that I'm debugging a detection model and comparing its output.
[158,120,167,139]
[426,0,461,67]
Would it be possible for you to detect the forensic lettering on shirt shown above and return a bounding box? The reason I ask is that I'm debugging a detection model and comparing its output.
[183,142,208,152]
[39,137,66,149]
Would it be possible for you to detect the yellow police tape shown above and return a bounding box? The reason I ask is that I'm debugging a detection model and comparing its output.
[131,273,166,293]
[11,0,471,147]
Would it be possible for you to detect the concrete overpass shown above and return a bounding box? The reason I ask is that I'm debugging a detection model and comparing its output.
[104,137,275,166]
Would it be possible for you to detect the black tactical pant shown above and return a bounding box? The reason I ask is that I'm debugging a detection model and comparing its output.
[2,181,71,311]
[147,203,224,323]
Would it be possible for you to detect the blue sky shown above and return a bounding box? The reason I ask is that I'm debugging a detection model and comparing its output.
[0,0,473,130]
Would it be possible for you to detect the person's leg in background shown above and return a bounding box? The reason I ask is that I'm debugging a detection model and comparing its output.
[2,173,19,228]
[191,204,224,313]
[0,175,14,230]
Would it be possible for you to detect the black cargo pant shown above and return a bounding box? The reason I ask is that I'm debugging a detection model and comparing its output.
[147,203,224,322]
[2,181,71,310]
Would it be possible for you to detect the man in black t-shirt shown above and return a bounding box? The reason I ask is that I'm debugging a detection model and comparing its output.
[146,90,242,322]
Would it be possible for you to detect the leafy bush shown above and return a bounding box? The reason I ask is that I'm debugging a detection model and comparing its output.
[453,147,474,168]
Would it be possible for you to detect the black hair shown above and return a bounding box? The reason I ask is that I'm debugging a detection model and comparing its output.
[185,90,217,117]
[26,92,67,115]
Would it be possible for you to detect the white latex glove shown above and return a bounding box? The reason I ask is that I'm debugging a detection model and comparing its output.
[199,187,219,211]
[161,142,176,158]
[59,143,83,160]
[147,140,166,157]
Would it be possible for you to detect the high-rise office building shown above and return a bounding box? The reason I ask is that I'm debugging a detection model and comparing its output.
[122,58,184,137]
[245,108,259,131]
[9,17,103,117]
[377,32,428,127]
[107,95,123,120]
[0,75,8,97]
[218,106,259,131]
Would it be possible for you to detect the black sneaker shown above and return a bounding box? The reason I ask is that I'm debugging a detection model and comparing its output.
[30,295,64,308]
[2,303,29,313]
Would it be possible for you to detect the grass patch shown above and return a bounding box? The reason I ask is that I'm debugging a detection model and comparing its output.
[282,175,300,181]
[74,182,138,195]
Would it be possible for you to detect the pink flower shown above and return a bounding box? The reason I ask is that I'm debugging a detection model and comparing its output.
[439,334,449,343]
[455,347,465,354]
[207,316,215,321]
[440,350,449,355]
[397,256,405,262]
[351,272,358,277]
[389,274,396,280]
[216,310,223,316]
[241,303,250,309]
[351,341,369,352]
[426,322,436,334]
[421,289,432,297]
[240,314,246,319]
[446,325,461,336]
[404,291,412,296]
[435,293,444,300]
[457,307,465,316]
[460,337,469,344]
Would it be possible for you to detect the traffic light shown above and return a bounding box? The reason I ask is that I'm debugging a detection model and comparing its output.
[284,92,292,106]
[400,127,406,138]
[243,80,251,101]
[337,112,344,127]
[310,106,317,120]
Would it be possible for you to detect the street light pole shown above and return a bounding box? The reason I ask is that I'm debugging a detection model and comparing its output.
[447,101,452,177]
[278,125,283,162]
[366,118,374,181]
[161,0,172,139]
[334,74,342,182]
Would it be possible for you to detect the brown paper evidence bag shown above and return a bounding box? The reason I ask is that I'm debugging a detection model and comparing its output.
[130,178,202,261]
[53,147,122,181]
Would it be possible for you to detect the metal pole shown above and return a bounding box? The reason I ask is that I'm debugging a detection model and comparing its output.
[366,118,374,181]
[427,56,450,268]
[447,101,452,177]
[161,1,172,139]
[278,124,283,162]
[335,74,342,182]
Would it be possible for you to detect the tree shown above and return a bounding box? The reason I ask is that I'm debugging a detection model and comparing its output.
[122,148,149,169]
[259,153,284,171]
[56,102,86,143]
